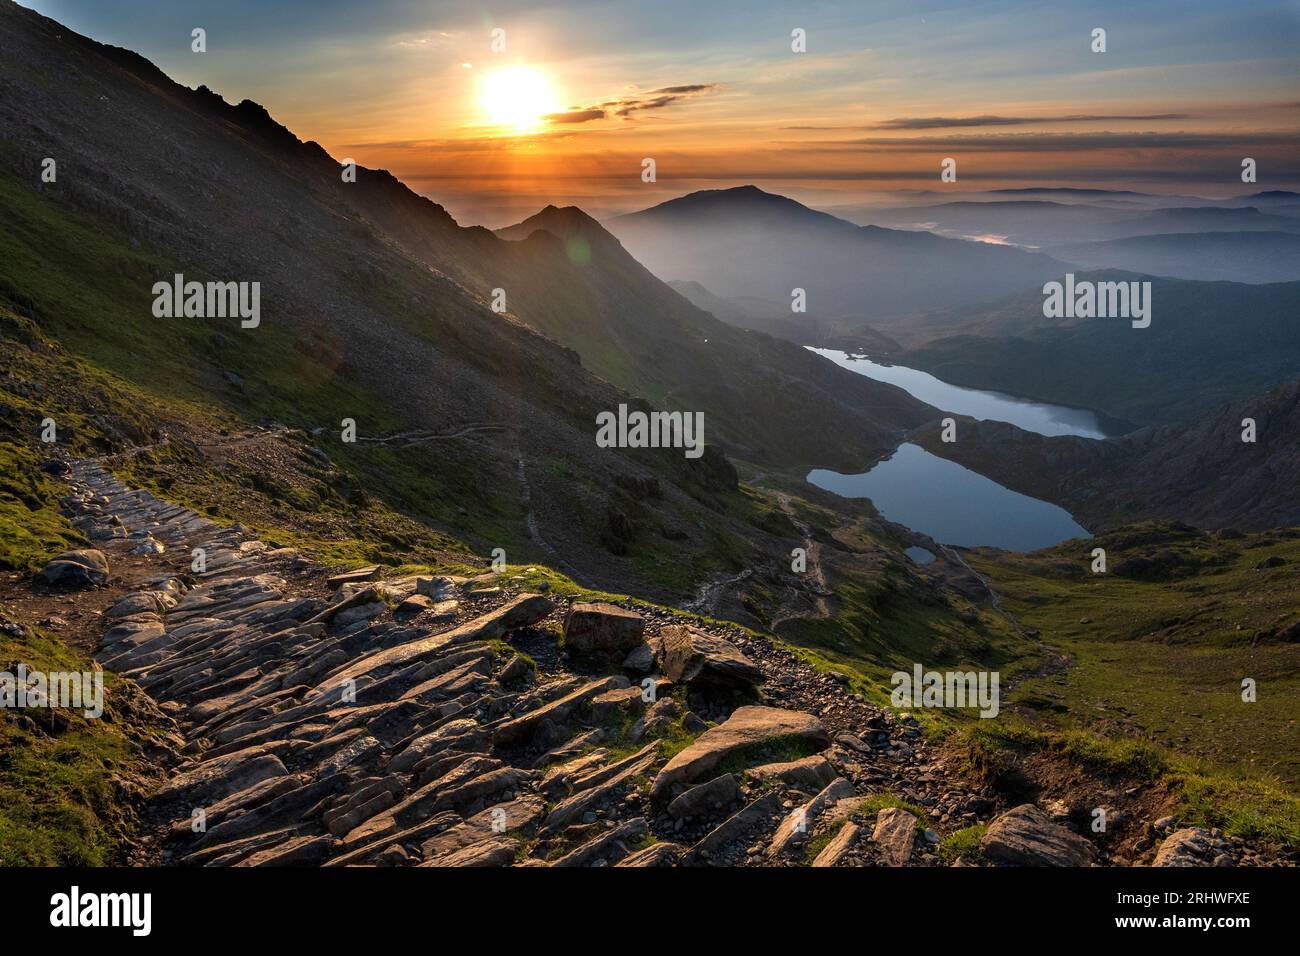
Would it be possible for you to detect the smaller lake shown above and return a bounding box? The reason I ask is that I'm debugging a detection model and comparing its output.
[809,443,1091,552]
[808,347,1110,439]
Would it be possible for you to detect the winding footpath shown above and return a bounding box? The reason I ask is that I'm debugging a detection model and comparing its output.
[42,460,1260,868]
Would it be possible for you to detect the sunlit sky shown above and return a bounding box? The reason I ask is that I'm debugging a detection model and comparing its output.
[22,0,1300,225]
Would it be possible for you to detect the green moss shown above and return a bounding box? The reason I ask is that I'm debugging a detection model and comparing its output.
[938,824,986,864]
[712,733,825,777]
[0,443,84,571]
[957,721,1300,849]
[0,624,143,865]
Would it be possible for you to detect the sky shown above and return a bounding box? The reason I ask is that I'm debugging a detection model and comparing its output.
[21,0,1300,226]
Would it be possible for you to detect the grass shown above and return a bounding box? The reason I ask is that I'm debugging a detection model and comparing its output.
[850,792,930,829]
[0,442,84,571]
[968,523,1300,787]
[0,623,143,865]
[956,720,1300,849]
[938,824,986,864]
[803,823,846,864]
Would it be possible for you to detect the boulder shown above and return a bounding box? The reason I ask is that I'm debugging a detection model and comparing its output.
[622,641,656,674]
[981,803,1097,867]
[659,625,763,689]
[106,591,175,618]
[651,706,829,796]
[37,549,108,587]
[415,576,458,600]
[563,602,645,658]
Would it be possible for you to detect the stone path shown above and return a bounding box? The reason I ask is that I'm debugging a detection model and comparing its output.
[47,460,1258,868]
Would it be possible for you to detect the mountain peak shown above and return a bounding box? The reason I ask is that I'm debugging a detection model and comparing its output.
[494,204,611,243]
[613,185,857,233]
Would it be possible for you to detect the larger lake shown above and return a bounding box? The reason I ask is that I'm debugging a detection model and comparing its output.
[807,349,1097,551]
[808,347,1109,439]
[809,444,1090,552]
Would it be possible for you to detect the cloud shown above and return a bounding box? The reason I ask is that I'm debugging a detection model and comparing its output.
[800,131,1300,151]
[547,83,718,124]
[544,108,607,124]
[610,84,718,117]
[870,113,1190,129]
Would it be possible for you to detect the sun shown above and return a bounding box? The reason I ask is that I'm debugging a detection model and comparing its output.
[479,66,558,131]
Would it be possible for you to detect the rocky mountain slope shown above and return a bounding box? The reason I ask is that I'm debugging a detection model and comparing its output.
[13,457,1283,868]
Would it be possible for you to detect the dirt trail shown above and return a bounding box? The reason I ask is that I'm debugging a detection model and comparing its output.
[768,491,833,630]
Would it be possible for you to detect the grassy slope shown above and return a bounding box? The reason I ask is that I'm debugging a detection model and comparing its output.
[0,621,137,864]
[965,522,1300,845]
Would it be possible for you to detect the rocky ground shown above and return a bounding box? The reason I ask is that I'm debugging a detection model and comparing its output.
[9,458,1284,868]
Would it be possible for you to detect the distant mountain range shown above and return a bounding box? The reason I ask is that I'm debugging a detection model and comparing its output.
[605,186,1067,319]
[854,200,1300,246]
[1050,231,1300,284]
[896,274,1300,427]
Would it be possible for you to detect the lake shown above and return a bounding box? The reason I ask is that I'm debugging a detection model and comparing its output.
[805,349,1100,550]
[809,443,1091,551]
[808,347,1110,439]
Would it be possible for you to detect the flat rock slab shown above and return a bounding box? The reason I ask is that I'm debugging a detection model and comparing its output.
[310,593,553,697]
[652,705,829,797]
[768,777,855,858]
[492,675,627,749]
[326,566,380,588]
[617,842,683,867]
[680,791,782,866]
[812,822,861,867]
[422,795,546,863]
[872,806,918,866]
[981,803,1097,867]
[667,773,741,821]
[745,754,837,793]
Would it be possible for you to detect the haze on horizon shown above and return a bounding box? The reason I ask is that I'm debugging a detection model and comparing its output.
[23,0,1300,226]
